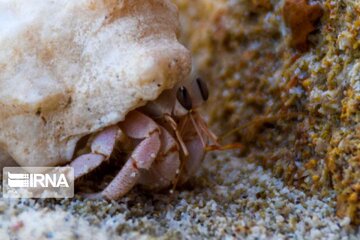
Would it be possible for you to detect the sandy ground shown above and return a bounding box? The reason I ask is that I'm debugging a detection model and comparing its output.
[0,151,359,240]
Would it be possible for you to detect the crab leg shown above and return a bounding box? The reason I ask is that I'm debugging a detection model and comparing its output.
[138,126,180,190]
[98,111,161,200]
[91,125,120,157]
[71,153,106,179]
[70,126,120,179]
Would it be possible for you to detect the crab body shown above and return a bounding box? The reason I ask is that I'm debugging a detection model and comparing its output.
[0,0,215,199]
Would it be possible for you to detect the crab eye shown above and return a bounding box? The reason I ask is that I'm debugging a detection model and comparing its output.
[196,77,209,101]
[176,86,192,111]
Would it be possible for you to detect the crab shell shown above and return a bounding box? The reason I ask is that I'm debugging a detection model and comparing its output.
[0,0,191,167]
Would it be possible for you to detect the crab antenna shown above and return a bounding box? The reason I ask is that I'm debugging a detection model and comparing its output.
[171,157,186,194]
[191,111,244,152]
[205,143,244,152]
[164,114,189,157]
[189,112,207,148]
[194,112,220,146]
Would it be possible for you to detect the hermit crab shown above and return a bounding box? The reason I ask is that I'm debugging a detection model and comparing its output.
[0,0,222,199]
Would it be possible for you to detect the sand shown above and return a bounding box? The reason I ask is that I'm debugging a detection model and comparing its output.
[0,151,359,239]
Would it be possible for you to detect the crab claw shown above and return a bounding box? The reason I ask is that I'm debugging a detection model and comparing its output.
[138,126,180,190]
[173,113,209,186]
[178,132,205,185]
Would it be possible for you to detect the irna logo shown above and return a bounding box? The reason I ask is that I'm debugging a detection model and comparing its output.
[3,167,74,198]
[7,172,69,188]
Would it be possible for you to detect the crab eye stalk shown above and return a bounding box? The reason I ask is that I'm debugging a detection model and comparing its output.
[196,78,209,101]
[177,86,193,111]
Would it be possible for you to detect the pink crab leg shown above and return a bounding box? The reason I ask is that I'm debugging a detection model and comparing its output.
[70,126,120,179]
[138,126,180,190]
[91,125,120,157]
[98,111,161,200]
[71,154,105,179]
